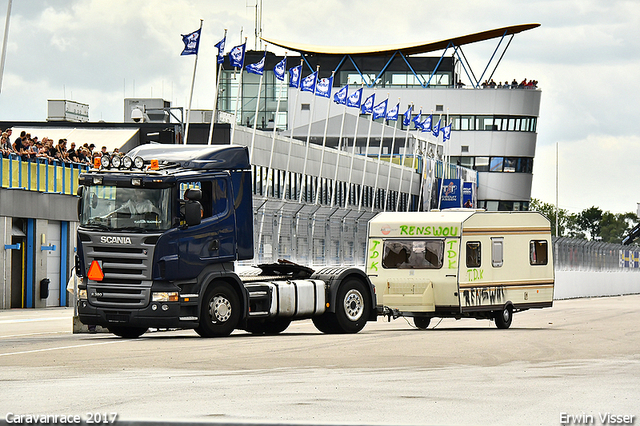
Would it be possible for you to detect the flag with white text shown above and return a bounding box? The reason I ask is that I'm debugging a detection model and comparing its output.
[361,93,375,114]
[346,88,363,108]
[334,85,348,105]
[289,65,302,88]
[387,103,399,121]
[181,28,201,56]
[214,36,225,64]
[372,99,388,120]
[301,72,317,93]
[229,42,246,68]
[274,58,287,81]
[316,76,333,98]
[246,54,265,75]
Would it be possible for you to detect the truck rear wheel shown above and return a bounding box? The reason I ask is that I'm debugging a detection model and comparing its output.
[109,326,147,338]
[413,317,431,329]
[245,318,291,335]
[196,282,241,337]
[494,305,513,329]
[334,279,370,333]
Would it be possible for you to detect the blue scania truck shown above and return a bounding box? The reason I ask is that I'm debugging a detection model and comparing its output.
[75,144,377,338]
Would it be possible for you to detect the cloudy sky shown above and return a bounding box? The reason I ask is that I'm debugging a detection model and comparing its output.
[0,0,638,214]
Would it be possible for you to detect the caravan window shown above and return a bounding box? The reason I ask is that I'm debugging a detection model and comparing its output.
[466,242,481,267]
[530,240,548,265]
[491,238,504,267]
[382,240,444,269]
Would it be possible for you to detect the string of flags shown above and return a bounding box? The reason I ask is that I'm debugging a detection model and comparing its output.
[181,28,452,142]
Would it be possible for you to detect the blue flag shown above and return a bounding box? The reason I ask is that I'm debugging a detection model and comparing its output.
[442,123,452,141]
[289,65,302,88]
[372,99,388,120]
[402,105,413,126]
[387,103,399,121]
[432,118,441,137]
[274,57,286,81]
[423,114,433,132]
[214,36,225,64]
[301,72,317,93]
[361,93,375,114]
[346,88,363,108]
[229,42,246,68]
[246,54,265,75]
[334,85,348,105]
[316,76,333,98]
[181,28,201,56]
[412,109,422,127]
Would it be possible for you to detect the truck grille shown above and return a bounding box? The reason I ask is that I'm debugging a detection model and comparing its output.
[80,231,158,308]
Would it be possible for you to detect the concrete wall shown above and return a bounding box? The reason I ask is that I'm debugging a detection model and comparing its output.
[554,271,640,300]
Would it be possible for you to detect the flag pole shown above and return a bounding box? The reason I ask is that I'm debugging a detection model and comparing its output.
[208,29,227,145]
[371,96,389,211]
[395,103,413,212]
[315,71,335,205]
[0,0,12,94]
[405,106,421,211]
[230,37,247,146]
[266,53,287,198]
[298,65,320,203]
[282,59,303,201]
[249,46,267,161]
[358,89,376,211]
[330,88,348,208]
[184,19,203,145]
[384,98,401,211]
[345,84,364,209]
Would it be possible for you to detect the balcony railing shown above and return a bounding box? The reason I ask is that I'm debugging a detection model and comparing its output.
[0,154,89,195]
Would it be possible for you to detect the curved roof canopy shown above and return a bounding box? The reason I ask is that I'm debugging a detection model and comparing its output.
[262,23,539,56]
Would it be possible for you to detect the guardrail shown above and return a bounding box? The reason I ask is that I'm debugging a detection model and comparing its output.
[553,237,640,272]
[0,154,89,195]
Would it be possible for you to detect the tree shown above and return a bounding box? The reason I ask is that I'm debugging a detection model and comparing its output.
[600,212,638,244]
[576,206,603,240]
[528,198,570,237]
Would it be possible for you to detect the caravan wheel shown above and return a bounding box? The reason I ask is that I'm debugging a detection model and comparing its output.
[494,305,513,329]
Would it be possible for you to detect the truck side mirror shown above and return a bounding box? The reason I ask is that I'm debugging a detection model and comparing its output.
[77,186,84,219]
[184,201,202,226]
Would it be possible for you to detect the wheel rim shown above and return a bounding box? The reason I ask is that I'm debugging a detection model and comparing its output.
[502,308,510,322]
[210,295,232,323]
[343,289,364,321]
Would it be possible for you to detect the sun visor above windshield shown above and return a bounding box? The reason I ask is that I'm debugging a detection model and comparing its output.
[127,144,251,170]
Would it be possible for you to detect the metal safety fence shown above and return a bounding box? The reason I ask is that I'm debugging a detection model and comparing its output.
[553,237,640,272]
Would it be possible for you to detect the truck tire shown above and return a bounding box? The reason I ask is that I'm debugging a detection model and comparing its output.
[333,278,371,334]
[413,317,431,329]
[494,305,513,329]
[245,318,291,335]
[109,326,147,338]
[196,282,241,337]
[312,315,338,334]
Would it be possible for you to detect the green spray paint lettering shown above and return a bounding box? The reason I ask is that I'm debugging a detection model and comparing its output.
[446,240,458,269]
[466,268,484,281]
[369,239,380,272]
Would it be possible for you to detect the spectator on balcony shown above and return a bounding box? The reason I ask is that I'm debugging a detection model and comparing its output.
[4,128,12,146]
[1,133,12,156]
[12,130,26,154]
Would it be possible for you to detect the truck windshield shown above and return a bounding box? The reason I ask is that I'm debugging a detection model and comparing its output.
[80,185,172,231]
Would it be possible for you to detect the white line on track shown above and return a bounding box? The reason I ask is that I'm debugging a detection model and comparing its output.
[0,339,129,357]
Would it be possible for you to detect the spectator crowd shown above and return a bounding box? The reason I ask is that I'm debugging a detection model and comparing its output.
[456,78,538,89]
[0,128,122,166]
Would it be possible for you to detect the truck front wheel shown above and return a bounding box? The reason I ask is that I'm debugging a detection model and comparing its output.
[109,326,147,338]
[196,282,241,337]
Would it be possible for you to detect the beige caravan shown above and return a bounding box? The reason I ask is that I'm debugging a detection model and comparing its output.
[366,210,554,329]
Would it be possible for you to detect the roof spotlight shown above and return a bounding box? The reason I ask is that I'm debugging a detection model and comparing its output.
[100,155,111,169]
[111,155,122,169]
[133,156,145,169]
[122,156,133,169]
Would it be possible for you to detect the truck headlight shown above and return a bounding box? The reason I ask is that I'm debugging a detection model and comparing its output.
[152,292,179,302]
[78,289,88,300]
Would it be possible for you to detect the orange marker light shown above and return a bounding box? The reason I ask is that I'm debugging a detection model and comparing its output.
[149,159,159,170]
[93,157,101,169]
[87,260,104,281]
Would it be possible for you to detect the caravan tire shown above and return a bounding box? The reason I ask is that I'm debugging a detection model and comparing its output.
[413,317,431,330]
[494,305,513,329]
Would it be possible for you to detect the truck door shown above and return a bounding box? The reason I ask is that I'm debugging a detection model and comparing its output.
[175,177,237,275]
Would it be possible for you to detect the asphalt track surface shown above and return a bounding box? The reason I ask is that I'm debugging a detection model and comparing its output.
[1,295,639,426]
